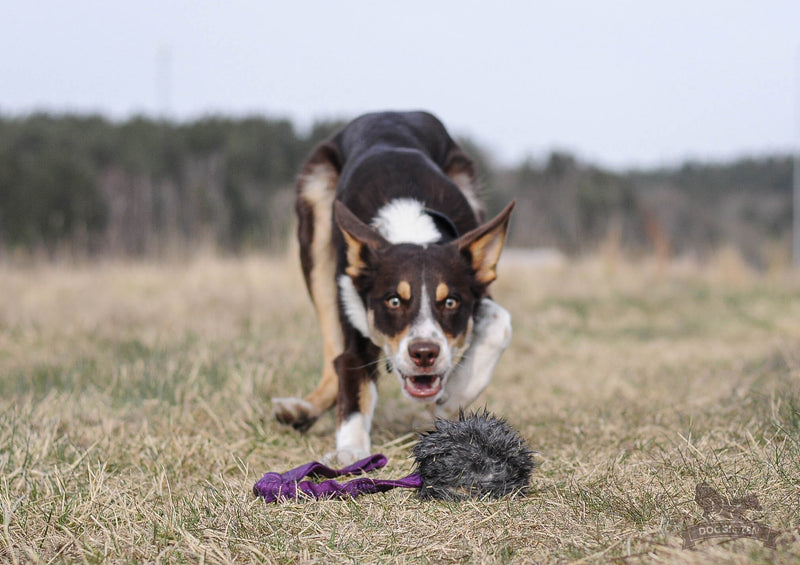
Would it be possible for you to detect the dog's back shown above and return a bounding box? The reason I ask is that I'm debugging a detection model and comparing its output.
[332,112,484,233]
[333,111,459,169]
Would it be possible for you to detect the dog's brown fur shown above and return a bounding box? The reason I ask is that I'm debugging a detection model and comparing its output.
[274,111,513,463]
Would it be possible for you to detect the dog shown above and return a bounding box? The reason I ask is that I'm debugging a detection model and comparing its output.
[273,111,514,464]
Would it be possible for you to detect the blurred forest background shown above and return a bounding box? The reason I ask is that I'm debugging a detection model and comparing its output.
[0,113,794,266]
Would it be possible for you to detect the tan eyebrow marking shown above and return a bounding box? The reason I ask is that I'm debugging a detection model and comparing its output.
[397,280,412,300]
[435,282,449,302]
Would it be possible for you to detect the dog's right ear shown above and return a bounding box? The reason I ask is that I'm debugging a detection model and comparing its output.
[334,201,389,279]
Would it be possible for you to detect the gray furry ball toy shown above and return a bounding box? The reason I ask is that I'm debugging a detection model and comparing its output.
[412,410,536,500]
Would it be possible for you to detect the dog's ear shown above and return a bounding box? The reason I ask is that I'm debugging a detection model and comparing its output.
[455,201,515,286]
[334,201,389,279]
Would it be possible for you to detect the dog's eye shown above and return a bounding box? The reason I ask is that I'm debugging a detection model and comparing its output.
[444,297,459,310]
[385,296,402,309]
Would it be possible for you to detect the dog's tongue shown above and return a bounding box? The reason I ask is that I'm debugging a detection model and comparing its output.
[404,374,443,398]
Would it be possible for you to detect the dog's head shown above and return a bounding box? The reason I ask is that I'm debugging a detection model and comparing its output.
[335,200,514,402]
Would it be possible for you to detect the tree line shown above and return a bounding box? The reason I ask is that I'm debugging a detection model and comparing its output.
[492,152,793,265]
[0,114,794,265]
[0,114,343,256]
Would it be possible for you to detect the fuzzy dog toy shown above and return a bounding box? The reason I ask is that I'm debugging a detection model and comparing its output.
[254,411,535,502]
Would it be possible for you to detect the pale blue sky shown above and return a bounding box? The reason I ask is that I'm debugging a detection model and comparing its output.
[2,0,798,169]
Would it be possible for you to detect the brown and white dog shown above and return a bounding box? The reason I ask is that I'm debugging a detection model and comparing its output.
[273,111,514,464]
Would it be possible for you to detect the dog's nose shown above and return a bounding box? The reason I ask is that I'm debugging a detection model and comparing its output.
[408,341,440,368]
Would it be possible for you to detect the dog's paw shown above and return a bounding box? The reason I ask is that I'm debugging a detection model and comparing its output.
[322,447,371,468]
[272,397,318,432]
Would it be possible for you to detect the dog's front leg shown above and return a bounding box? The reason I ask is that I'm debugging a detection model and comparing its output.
[323,349,378,466]
[435,298,512,418]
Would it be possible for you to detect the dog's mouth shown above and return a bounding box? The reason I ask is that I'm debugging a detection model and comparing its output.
[402,373,444,399]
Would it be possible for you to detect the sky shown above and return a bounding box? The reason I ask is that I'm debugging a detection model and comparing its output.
[2,1,799,170]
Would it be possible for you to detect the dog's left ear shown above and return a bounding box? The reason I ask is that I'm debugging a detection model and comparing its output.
[334,201,389,279]
[455,201,515,285]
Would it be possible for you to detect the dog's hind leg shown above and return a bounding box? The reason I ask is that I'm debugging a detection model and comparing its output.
[434,298,512,418]
[274,143,343,432]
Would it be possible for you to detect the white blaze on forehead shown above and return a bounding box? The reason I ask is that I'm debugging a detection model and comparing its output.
[408,283,443,341]
[371,198,441,245]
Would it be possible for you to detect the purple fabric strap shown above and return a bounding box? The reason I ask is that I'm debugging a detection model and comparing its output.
[253,454,422,502]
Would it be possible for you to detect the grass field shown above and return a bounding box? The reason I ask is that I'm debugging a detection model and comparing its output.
[2,250,800,563]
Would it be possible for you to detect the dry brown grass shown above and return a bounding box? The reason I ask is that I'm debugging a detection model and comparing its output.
[2,250,800,563]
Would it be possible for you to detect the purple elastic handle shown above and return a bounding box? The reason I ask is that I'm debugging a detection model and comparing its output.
[253,454,422,502]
